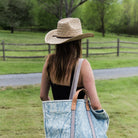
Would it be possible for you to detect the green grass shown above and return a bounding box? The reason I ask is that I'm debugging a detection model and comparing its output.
[0,30,138,75]
[96,77,138,138]
[1,29,138,43]
[0,77,138,138]
[0,60,44,74]
[88,55,138,69]
[0,55,138,75]
[0,30,45,43]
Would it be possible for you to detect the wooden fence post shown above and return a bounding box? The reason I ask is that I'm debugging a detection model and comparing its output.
[86,39,89,57]
[48,44,51,54]
[2,41,5,61]
[117,38,120,56]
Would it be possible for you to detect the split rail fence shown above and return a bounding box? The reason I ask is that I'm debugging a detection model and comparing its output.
[0,38,138,61]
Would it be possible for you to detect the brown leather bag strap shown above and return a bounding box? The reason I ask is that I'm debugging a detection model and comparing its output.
[71,88,90,111]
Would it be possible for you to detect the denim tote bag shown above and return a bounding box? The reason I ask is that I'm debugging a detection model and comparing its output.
[42,59,109,138]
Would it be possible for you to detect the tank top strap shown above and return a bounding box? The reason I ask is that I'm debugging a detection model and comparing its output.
[70,67,75,86]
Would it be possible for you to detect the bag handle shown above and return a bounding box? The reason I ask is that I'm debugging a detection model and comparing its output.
[71,88,90,111]
[69,58,84,99]
[70,88,96,138]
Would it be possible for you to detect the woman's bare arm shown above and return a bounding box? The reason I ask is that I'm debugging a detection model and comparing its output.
[81,59,102,110]
[40,57,50,101]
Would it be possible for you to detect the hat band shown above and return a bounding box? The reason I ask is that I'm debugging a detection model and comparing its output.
[53,35,73,39]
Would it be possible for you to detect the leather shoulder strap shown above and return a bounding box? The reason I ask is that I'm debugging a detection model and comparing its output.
[69,58,84,99]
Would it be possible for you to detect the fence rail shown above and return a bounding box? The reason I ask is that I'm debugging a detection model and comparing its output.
[0,39,138,61]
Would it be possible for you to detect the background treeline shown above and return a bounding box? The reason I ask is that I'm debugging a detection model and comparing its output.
[0,0,138,36]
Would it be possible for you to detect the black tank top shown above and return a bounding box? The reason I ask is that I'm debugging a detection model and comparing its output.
[50,68,85,100]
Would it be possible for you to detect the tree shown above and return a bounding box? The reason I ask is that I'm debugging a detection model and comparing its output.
[82,0,117,37]
[121,0,132,33]
[93,0,118,37]
[115,0,138,35]
[133,0,138,35]
[37,8,58,30]
[39,0,88,19]
[0,0,33,33]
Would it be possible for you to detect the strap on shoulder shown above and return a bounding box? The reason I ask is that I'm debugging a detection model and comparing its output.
[69,58,84,99]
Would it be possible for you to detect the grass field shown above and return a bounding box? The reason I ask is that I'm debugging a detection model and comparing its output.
[0,30,138,75]
[0,55,138,75]
[0,30,138,56]
[0,76,138,138]
[1,29,138,43]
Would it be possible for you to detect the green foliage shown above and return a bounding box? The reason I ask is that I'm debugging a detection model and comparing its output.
[38,9,58,30]
[39,0,61,18]
[0,0,33,32]
[74,0,138,35]
[1,0,138,35]
[38,0,88,19]
[107,0,138,35]
[29,0,40,25]
[80,0,118,31]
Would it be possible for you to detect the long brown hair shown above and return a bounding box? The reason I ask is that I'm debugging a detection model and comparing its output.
[47,40,82,82]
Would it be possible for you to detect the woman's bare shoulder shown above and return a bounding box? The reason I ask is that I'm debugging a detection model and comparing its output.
[80,58,94,82]
[82,59,90,65]
[81,59,92,72]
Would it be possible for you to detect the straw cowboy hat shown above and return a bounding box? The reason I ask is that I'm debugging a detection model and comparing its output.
[45,18,94,44]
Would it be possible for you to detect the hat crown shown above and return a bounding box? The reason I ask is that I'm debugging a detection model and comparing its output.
[45,17,94,44]
[56,18,82,37]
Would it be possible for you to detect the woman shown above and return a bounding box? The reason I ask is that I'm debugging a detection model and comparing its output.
[40,18,102,110]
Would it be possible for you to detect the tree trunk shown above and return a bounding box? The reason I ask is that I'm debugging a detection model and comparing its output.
[11,26,14,33]
[65,0,69,17]
[65,0,87,17]
[101,16,105,37]
[59,0,63,19]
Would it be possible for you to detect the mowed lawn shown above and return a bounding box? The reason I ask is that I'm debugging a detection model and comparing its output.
[0,54,138,75]
[0,76,138,138]
[0,30,138,74]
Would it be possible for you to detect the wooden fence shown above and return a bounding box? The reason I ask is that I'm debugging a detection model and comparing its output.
[0,38,138,61]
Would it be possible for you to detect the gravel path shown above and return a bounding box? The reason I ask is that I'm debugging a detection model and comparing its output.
[0,67,138,87]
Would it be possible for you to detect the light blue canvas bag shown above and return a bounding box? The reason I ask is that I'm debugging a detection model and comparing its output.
[42,59,109,138]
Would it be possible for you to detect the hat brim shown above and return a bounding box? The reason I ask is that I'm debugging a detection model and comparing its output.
[45,29,94,45]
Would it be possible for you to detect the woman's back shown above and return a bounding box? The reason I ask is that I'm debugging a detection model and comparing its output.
[49,60,82,87]
[48,57,83,100]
